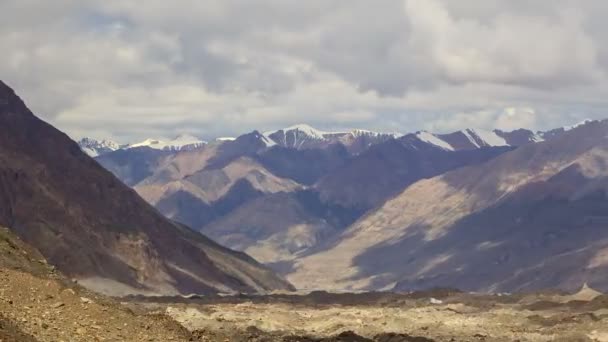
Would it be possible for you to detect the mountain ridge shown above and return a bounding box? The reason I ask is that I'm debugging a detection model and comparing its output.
[83,122,565,157]
[0,80,293,296]
[286,119,608,293]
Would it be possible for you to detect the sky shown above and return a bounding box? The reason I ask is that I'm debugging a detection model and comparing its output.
[2,0,608,143]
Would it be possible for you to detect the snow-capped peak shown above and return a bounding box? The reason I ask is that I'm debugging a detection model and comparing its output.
[563,119,595,131]
[77,137,121,157]
[415,131,454,151]
[128,134,206,151]
[260,124,404,150]
[468,129,508,147]
[282,124,336,139]
[350,129,382,138]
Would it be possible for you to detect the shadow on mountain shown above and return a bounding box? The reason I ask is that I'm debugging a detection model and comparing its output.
[256,144,349,185]
[205,131,267,170]
[95,147,171,186]
[316,137,513,212]
[351,165,608,293]
[157,178,264,230]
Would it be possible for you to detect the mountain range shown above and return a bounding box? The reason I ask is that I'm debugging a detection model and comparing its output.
[0,80,292,296]
[5,75,604,296]
[87,114,608,294]
[80,123,550,157]
[290,120,608,293]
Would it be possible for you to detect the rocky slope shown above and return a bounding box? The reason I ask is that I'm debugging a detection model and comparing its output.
[0,226,195,341]
[201,191,349,265]
[315,134,513,212]
[0,80,292,296]
[287,120,608,293]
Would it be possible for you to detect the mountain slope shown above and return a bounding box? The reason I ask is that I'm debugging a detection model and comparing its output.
[255,143,350,185]
[201,192,339,264]
[191,136,510,269]
[0,227,197,341]
[419,128,542,151]
[287,120,608,293]
[315,134,513,212]
[94,147,173,186]
[0,80,292,296]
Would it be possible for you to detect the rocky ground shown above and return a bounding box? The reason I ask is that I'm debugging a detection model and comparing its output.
[3,227,608,341]
[128,288,608,342]
[4,271,608,341]
[0,226,193,341]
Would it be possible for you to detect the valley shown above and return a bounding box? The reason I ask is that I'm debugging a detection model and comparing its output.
[2,79,608,341]
[4,1,608,340]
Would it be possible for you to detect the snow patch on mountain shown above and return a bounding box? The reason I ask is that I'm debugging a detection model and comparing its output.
[129,134,206,151]
[78,138,121,157]
[564,119,595,131]
[261,132,277,147]
[531,133,545,142]
[283,124,335,140]
[461,129,480,148]
[415,131,454,151]
[470,129,508,147]
[216,137,236,142]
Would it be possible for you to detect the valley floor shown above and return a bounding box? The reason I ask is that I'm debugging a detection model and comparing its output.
[3,267,608,341]
[131,289,608,341]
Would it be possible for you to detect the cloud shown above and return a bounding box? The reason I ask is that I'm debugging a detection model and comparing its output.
[426,107,538,133]
[1,0,608,142]
[404,0,600,88]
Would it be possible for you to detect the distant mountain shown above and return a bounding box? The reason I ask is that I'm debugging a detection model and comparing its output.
[415,128,543,151]
[541,119,597,140]
[82,123,548,158]
[262,124,399,153]
[94,147,172,187]
[288,119,608,293]
[77,137,122,157]
[0,80,292,296]
[93,120,590,279]
[77,134,206,157]
[315,134,513,212]
[128,134,206,151]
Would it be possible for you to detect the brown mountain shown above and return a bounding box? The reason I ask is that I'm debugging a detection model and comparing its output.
[0,80,292,296]
[200,189,362,266]
[97,129,513,269]
[315,134,513,212]
[190,136,510,267]
[288,120,608,293]
[202,192,339,265]
[94,147,172,186]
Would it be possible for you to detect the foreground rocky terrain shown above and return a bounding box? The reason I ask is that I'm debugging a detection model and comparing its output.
[3,221,608,341]
[132,287,608,341]
[0,227,193,341]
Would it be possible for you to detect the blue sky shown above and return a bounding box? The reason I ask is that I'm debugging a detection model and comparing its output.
[1,0,607,143]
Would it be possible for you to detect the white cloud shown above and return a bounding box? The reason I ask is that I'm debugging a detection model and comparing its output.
[1,0,608,142]
[404,0,601,87]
